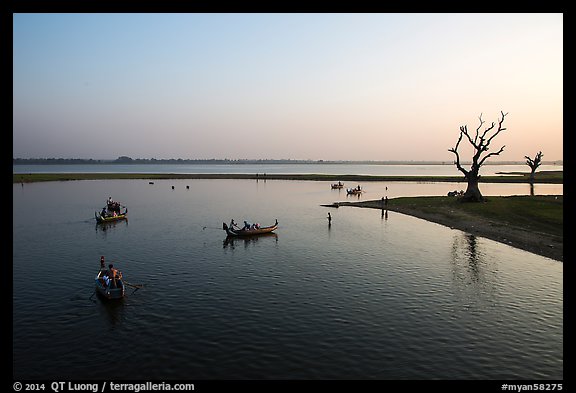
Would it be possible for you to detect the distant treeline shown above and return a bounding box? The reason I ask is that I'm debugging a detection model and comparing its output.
[13,157,316,165]
[13,157,562,166]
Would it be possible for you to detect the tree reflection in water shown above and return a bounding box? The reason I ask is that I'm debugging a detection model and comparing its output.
[450,232,499,310]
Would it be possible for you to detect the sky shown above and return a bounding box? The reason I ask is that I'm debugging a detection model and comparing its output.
[12,13,563,161]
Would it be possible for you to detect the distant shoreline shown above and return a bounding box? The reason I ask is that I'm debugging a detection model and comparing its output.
[13,171,563,184]
[12,158,564,165]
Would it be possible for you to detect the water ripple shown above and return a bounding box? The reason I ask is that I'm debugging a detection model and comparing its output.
[13,180,563,379]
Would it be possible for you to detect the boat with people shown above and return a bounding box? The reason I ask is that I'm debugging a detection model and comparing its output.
[95,266,125,300]
[346,186,363,195]
[95,208,128,223]
[223,219,278,237]
[331,182,344,189]
[95,197,128,223]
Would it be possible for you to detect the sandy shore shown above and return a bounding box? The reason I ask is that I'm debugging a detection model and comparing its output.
[337,199,563,262]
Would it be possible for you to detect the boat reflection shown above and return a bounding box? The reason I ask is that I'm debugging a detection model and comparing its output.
[96,293,126,327]
[223,232,278,249]
[95,218,128,232]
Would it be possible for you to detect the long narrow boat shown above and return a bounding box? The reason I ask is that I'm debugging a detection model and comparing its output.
[95,208,128,223]
[346,188,363,195]
[222,219,278,237]
[95,268,125,300]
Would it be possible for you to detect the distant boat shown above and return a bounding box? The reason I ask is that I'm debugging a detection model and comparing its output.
[97,198,128,223]
[331,182,344,189]
[346,187,363,195]
[95,268,125,300]
[223,219,278,237]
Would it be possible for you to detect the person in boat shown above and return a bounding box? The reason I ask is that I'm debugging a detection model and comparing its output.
[230,219,240,230]
[107,197,120,213]
[99,257,109,287]
[243,221,251,230]
[107,264,122,288]
[101,207,107,218]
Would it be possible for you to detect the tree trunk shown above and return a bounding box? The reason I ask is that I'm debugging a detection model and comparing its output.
[461,173,484,202]
[529,170,536,185]
[529,169,536,196]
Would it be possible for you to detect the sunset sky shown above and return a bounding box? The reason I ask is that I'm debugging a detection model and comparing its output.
[13,13,563,161]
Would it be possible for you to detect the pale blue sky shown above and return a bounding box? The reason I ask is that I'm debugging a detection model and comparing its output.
[13,13,563,161]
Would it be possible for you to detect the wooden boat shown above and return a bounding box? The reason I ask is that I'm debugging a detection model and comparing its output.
[95,208,128,223]
[95,268,125,300]
[223,219,278,237]
[331,182,344,189]
[346,187,363,195]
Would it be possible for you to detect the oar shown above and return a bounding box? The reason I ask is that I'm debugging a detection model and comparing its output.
[202,225,222,230]
[124,281,144,289]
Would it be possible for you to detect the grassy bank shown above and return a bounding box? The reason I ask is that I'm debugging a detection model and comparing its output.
[339,195,563,261]
[13,170,563,184]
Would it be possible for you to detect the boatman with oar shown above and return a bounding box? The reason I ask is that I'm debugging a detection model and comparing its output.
[107,264,122,288]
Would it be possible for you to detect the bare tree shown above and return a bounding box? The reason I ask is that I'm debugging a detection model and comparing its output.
[448,111,508,202]
[525,151,543,185]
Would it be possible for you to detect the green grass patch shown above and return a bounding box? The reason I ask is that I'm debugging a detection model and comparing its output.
[390,195,563,238]
[494,170,563,183]
[13,171,563,184]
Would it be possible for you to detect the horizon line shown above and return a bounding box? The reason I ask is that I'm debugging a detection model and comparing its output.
[13,157,564,165]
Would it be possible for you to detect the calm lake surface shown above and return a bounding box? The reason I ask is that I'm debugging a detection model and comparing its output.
[12,179,563,380]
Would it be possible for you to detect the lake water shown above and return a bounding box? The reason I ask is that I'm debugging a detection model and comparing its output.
[12,179,563,380]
